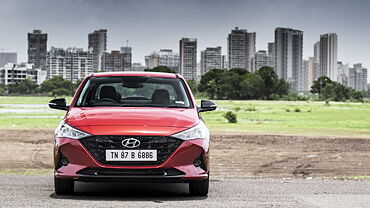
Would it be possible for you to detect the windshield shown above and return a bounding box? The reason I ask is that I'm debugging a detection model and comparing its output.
[75,76,192,108]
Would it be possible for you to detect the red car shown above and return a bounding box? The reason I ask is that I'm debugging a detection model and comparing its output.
[49,72,217,196]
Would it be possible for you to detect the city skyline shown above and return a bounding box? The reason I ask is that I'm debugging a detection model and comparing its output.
[0,0,369,70]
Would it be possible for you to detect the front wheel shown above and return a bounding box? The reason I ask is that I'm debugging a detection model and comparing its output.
[189,177,209,196]
[54,177,74,195]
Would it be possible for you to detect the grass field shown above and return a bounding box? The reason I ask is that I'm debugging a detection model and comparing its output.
[1,96,370,137]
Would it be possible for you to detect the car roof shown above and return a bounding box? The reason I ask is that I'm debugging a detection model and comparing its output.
[90,71,179,78]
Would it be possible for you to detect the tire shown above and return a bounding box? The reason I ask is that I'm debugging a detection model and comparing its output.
[189,177,209,196]
[54,177,74,195]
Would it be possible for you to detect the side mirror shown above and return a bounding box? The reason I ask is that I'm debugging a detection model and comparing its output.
[199,100,217,112]
[49,98,68,111]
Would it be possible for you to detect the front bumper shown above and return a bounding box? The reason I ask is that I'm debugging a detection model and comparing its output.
[54,137,209,181]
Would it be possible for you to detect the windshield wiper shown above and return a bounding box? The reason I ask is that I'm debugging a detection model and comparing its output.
[117,104,186,108]
[164,105,186,108]
[91,104,121,107]
[119,104,144,107]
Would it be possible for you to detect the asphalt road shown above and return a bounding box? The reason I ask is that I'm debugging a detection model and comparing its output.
[1,175,370,207]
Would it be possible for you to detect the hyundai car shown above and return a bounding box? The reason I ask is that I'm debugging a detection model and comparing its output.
[48,72,217,196]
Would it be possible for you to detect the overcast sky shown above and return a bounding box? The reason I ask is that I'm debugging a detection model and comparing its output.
[0,0,369,69]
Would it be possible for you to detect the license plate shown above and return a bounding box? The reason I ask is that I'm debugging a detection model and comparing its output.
[106,150,157,161]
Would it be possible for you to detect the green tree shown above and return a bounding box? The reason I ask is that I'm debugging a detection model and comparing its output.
[274,79,290,97]
[320,82,352,101]
[311,76,332,94]
[40,76,74,96]
[256,66,279,99]
[228,68,248,76]
[144,66,176,73]
[74,78,84,90]
[220,69,249,99]
[350,89,364,102]
[198,69,225,99]
[7,78,38,94]
[186,80,198,94]
[0,84,6,95]
[239,73,264,99]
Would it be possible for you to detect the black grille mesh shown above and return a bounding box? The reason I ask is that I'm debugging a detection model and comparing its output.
[79,135,183,166]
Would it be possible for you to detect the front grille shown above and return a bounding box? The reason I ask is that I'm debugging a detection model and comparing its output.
[80,135,183,166]
[77,168,184,177]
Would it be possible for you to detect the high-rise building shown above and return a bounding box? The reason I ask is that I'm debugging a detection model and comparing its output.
[320,33,338,81]
[101,50,132,72]
[268,42,275,68]
[120,46,133,70]
[179,38,197,80]
[314,41,320,64]
[303,57,317,91]
[348,63,367,91]
[0,52,17,67]
[227,27,255,71]
[28,30,47,69]
[313,41,321,81]
[145,49,179,72]
[274,27,303,92]
[120,46,132,54]
[248,32,256,71]
[88,29,107,71]
[46,47,93,83]
[200,47,222,75]
[221,55,228,70]
[0,63,46,85]
[254,50,273,71]
[337,61,349,86]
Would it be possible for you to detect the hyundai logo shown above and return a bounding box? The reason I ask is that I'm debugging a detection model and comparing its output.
[121,138,140,148]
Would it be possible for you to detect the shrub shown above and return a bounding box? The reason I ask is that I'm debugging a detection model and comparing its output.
[223,111,237,123]
[294,108,301,112]
[234,107,241,111]
[285,108,291,112]
[245,106,256,111]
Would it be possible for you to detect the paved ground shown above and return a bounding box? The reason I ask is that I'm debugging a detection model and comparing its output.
[1,175,370,207]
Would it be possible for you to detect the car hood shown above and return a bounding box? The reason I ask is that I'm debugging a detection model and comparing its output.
[64,107,199,136]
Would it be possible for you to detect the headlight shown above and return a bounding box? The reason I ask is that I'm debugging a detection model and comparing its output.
[56,121,91,139]
[172,121,209,140]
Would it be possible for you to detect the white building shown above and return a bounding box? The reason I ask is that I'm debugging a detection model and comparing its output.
[337,61,349,86]
[101,50,132,72]
[131,63,146,71]
[303,57,318,91]
[46,47,93,83]
[348,63,367,91]
[200,47,222,75]
[254,50,273,71]
[145,49,179,72]
[0,63,46,85]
